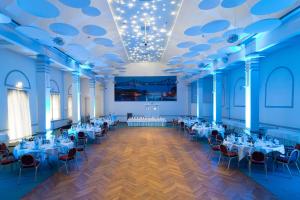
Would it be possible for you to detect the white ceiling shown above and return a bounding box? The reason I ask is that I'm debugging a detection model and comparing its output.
[0,0,299,78]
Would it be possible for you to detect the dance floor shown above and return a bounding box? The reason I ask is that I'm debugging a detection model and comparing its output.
[23,127,276,200]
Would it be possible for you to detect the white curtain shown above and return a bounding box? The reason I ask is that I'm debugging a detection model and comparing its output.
[50,94,61,120]
[68,96,72,119]
[8,90,32,141]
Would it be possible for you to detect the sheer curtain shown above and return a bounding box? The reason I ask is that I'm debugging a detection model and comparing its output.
[8,89,32,141]
[50,94,61,120]
[68,96,72,119]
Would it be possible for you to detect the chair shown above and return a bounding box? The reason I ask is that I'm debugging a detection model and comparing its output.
[180,122,185,131]
[273,149,300,176]
[187,127,197,141]
[0,153,16,170]
[18,154,40,183]
[219,144,238,169]
[0,143,9,158]
[77,131,86,139]
[207,137,220,159]
[58,148,77,174]
[95,129,105,144]
[76,136,88,160]
[211,130,219,140]
[69,135,76,142]
[249,151,267,176]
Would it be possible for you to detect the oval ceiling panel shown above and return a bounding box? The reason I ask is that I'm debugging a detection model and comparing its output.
[184,25,202,36]
[189,44,211,52]
[182,60,200,65]
[201,19,230,33]
[251,0,297,15]
[221,0,246,8]
[198,0,220,10]
[59,0,91,8]
[182,51,200,58]
[17,0,59,18]
[82,6,101,17]
[94,38,114,47]
[82,25,107,36]
[49,23,79,36]
[177,41,196,48]
[244,18,281,34]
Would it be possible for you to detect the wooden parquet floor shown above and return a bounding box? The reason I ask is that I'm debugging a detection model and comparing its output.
[24,127,277,200]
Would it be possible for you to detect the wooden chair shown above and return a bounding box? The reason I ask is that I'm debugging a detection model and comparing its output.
[18,154,40,184]
[58,148,77,174]
[76,136,88,160]
[219,144,238,169]
[207,137,220,159]
[249,151,267,176]
[273,149,300,176]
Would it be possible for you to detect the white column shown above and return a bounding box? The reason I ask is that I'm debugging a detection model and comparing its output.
[72,70,81,123]
[245,54,261,132]
[36,54,51,133]
[197,79,204,118]
[187,83,191,115]
[89,78,96,119]
[213,72,222,123]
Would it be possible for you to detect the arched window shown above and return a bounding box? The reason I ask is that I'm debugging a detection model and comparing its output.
[50,80,61,120]
[265,67,294,108]
[5,70,32,141]
[233,77,245,107]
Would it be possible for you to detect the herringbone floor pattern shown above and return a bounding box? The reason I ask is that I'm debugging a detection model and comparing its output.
[24,127,276,200]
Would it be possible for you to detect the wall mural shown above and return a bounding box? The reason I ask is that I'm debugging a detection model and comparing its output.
[114,76,177,102]
[265,67,294,108]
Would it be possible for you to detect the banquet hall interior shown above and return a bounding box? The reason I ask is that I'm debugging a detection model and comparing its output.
[0,0,300,199]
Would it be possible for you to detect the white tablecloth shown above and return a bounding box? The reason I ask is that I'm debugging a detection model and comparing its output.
[223,140,285,161]
[68,127,101,139]
[127,118,166,127]
[192,126,225,138]
[13,141,74,159]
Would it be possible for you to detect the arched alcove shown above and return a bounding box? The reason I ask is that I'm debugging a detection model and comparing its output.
[4,70,31,89]
[233,77,245,107]
[265,67,294,108]
[50,80,60,94]
[68,85,72,95]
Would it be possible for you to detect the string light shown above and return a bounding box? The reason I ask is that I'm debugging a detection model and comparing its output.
[109,0,182,62]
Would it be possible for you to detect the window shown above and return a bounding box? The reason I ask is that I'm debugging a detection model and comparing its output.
[8,89,32,141]
[68,96,72,119]
[50,93,61,120]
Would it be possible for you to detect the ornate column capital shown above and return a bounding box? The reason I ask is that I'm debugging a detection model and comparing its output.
[36,54,50,73]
